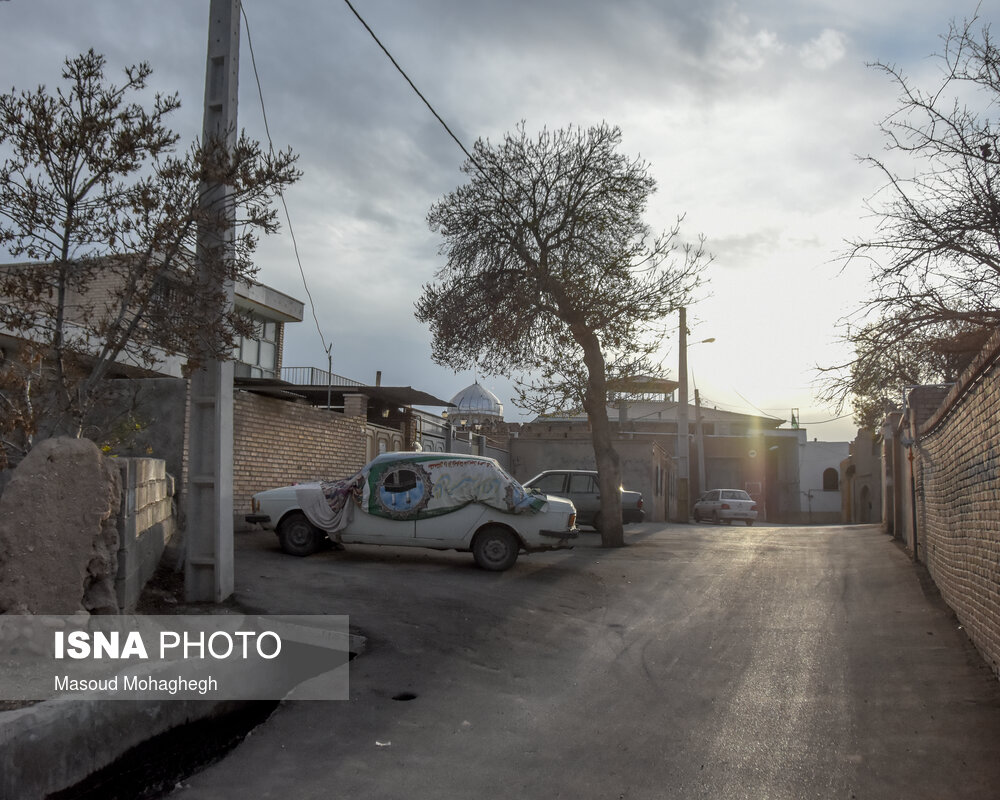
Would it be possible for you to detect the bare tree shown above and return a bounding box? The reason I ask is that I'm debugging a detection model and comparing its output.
[0,51,299,465]
[820,318,989,430]
[826,13,1000,421]
[416,123,708,546]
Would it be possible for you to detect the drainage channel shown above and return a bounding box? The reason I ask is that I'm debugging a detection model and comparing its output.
[48,701,280,800]
[50,651,359,800]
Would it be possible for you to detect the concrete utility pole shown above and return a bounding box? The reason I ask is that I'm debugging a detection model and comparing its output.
[676,307,689,522]
[185,0,240,602]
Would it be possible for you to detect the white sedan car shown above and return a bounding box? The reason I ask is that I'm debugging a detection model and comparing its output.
[247,452,579,571]
[692,489,759,526]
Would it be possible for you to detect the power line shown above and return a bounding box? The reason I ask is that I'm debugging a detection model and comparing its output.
[730,388,784,420]
[341,0,478,168]
[698,390,854,427]
[241,4,332,360]
[342,0,526,221]
[797,413,854,425]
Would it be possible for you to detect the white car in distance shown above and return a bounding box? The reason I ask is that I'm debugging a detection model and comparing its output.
[692,489,759,526]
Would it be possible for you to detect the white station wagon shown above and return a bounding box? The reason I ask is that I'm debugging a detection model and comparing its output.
[247,452,579,571]
[692,489,759,526]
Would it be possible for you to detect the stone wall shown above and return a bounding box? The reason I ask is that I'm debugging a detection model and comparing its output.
[232,390,367,517]
[912,331,1000,678]
[0,438,121,614]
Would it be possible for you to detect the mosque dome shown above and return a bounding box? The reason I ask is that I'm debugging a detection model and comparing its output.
[448,382,503,427]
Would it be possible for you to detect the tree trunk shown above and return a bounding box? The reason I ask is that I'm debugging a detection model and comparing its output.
[589,404,625,547]
[576,326,625,547]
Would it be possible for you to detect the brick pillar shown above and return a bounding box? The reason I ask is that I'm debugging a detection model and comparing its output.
[344,393,368,419]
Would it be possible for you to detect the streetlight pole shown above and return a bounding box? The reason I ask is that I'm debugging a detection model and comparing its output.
[677,307,689,522]
[677,310,715,522]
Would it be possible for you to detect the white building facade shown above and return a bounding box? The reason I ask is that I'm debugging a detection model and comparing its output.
[798,436,850,523]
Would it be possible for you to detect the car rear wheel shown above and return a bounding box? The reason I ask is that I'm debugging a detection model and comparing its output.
[278,512,325,557]
[472,526,520,571]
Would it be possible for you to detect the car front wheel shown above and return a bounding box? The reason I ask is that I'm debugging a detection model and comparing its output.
[278,512,324,557]
[472,526,520,571]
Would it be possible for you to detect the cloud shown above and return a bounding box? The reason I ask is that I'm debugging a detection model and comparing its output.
[711,8,784,74]
[799,29,848,70]
[0,0,957,441]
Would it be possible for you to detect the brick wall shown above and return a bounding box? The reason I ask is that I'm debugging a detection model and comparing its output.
[233,391,367,515]
[913,330,1000,678]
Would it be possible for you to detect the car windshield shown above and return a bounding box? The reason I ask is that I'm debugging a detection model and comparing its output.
[492,461,530,492]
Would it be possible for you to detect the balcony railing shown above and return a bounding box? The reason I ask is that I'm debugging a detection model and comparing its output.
[281,367,365,387]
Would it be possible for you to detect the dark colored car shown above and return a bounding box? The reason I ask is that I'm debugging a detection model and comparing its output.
[523,469,644,530]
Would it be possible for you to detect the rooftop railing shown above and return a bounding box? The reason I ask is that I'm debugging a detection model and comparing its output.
[281,367,365,387]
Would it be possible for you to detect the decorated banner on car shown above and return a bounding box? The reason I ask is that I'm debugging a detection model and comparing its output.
[362,454,544,520]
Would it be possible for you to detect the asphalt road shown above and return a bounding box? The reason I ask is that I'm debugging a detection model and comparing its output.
[171,523,1000,800]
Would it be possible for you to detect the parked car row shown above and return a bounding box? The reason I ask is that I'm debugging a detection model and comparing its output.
[247,455,651,572]
[247,452,579,572]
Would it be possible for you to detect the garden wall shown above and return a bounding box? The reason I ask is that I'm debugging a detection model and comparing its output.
[232,390,368,518]
[912,330,1000,678]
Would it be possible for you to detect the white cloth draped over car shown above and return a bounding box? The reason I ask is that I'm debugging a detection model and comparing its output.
[296,455,544,533]
[295,471,365,533]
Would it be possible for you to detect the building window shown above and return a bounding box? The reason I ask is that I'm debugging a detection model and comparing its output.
[823,468,839,492]
[235,314,278,378]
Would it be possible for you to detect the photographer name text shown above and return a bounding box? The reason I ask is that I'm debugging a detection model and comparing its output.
[54,674,218,695]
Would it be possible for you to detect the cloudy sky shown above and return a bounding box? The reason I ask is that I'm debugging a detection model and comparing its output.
[0,0,983,440]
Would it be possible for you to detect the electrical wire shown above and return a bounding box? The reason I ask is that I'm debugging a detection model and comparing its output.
[342,0,527,220]
[698,393,769,417]
[245,0,505,371]
[796,413,854,425]
[730,388,784,420]
[698,390,853,427]
[241,3,332,360]
[341,0,478,168]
